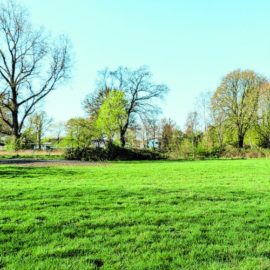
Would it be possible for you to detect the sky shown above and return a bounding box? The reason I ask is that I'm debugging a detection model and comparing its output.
[15,0,270,128]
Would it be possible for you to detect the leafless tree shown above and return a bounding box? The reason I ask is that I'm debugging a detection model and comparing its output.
[0,1,71,145]
[160,118,176,151]
[141,116,160,149]
[84,66,168,147]
[28,111,52,150]
[195,91,212,132]
[50,121,65,144]
[185,111,201,156]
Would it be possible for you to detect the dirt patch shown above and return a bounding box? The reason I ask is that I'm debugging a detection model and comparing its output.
[0,159,109,167]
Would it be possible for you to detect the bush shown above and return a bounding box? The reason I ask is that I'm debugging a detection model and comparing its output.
[65,144,164,161]
[220,145,270,159]
[195,145,224,159]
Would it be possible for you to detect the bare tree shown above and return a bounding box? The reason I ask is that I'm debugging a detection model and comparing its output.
[141,116,160,149]
[27,111,52,150]
[0,1,71,146]
[50,121,65,145]
[212,70,266,148]
[84,66,168,147]
[160,118,176,151]
[195,91,212,132]
[185,111,201,156]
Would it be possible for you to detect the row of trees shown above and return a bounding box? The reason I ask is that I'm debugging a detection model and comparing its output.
[0,1,169,150]
[2,67,270,155]
[1,1,270,155]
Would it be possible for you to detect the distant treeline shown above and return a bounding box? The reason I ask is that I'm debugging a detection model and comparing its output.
[1,2,270,159]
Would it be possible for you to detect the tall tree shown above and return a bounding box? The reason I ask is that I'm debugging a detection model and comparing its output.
[0,1,71,146]
[84,66,168,147]
[141,116,160,149]
[185,111,200,149]
[160,118,176,151]
[212,70,266,148]
[195,91,212,132]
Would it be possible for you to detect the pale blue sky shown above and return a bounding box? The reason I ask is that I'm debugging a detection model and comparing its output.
[18,0,270,127]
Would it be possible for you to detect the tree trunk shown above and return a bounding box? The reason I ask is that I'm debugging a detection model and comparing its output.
[11,108,21,150]
[238,134,244,148]
[12,112,20,138]
[38,132,42,150]
[120,129,126,147]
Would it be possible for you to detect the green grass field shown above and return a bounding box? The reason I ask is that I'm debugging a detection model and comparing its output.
[1,160,270,269]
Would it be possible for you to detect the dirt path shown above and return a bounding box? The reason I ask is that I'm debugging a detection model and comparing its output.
[0,159,109,167]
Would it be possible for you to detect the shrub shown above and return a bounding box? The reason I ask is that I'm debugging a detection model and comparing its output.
[221,145,270,159]
[65,144,164,161]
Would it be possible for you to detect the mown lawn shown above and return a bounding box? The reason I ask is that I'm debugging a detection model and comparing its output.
[1,160,270,269]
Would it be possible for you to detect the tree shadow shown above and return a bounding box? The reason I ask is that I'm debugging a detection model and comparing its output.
[0,166,79,178]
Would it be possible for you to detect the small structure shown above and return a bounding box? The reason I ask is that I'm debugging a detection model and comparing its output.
[91,139,107,148]
[32,142,53,151]
[148,138,160,149]
[0,142,5,150]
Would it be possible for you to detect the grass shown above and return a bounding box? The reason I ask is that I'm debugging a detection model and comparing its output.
[1,160,270,269]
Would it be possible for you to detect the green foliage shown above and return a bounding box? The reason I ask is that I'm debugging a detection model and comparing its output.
[4,136,24,151]
[211,70,266,148]
[65,118,95,148]
[2,160,270,269]
[95,90,128,141]
[177,139,194,159]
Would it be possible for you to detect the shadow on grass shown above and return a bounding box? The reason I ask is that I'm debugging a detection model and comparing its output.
[0,166,79,178]
[112,158,250,165]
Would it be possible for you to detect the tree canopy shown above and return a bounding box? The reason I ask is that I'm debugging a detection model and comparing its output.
[95,90,128,143]
[84,66,169,146]
[211,70,266,148]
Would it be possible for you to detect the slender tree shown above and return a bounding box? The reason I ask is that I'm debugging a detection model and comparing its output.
[160,118,176,151]
[141,116,160,149]
[26,111,52,150]
[185,111,200,150]
[0,1,71,147]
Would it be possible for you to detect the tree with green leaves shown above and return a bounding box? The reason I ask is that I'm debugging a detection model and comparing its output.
[95,90,128,144]
[65,118,94,148]
[256,83,270,147]
[84,66,168,147]
[212,70,266,148]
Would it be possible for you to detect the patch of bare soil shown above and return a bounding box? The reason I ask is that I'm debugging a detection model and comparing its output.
[0,159,109,167]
